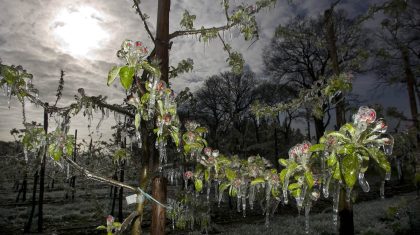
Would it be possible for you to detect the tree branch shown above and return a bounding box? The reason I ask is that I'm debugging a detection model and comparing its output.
[133,0,155,42]
[64,156,137,192]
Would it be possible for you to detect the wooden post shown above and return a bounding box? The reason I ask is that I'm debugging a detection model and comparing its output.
[151,177,167,235]
[24,170,38,232]
[38,103,48,232]
[71,129,77,200]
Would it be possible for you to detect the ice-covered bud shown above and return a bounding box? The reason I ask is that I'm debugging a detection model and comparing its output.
[311,190,320,201]
[233,178,242,188]
[354,106,376,124]
[106,215,114,226]
[163,114,172,125]
[372,119,387,133]
[156,80,167,92]
[207,156,215,165]
[301,141,311,154]
[186,131,196,142]
[212,149,220,158]
[183,171,193,180]
[126,93,138,106]
[122,39,134,52]
[204,147,212,157]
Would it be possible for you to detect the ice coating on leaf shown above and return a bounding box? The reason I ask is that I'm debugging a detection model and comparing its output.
[358,172,370,192]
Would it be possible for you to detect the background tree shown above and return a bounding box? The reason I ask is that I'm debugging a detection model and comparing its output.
[372,0,420,143]
[263,9,369,140]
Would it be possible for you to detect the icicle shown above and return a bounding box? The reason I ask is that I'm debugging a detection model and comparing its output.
[66,162,70,180]
[264,183,272,228]
[136,130,142,149]
[215,181,219,201]
[271,197,280,216]
[304,201,312,234]
[332,184,340,227]
[105,108,109,118]
[158,142,166,171]
[345,187,352,203]
[323,171,332,198]
[114,111,120,124]
[206,182,211,202]
[237,195,241,212]
[148,79,157,117]
[96,111,104,131]
[242,194,246,217]
[358,172,370,192]
[380,181,385,199]
[218,189,224,207]
[296,185,307,210]
[385,171,391,181]
[283,173,290,204]
[184,179,188,190]
[249,185,255,210]
[256,114,260,126]
[24,148,28,163]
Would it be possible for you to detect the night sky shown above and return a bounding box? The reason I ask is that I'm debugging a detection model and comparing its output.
[0,0,411,141]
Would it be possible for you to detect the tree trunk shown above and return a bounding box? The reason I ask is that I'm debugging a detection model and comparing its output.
[151,177,167,235]
[313,116,325,141]
[401,46,419,139]
[155,0,170,84]
[149,1,171,234]
[325,8,346,127]
[325,8,353,234]
[37,104,48,232]
[338,187,354,235]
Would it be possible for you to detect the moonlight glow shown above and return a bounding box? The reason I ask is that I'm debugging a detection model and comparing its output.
[52,6,109,57]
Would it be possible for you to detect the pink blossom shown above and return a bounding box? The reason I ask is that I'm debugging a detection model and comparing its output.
[204,147,212,157]
[184,171,193,180]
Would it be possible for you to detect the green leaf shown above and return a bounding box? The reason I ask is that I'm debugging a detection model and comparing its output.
[278,158,288,167]
[219,182,230,192]
[229,186,237,197]
[140,61,161,78]
[251,177,265,185]
[195,179,203,192]
[204,168,210,182]
[309,144,325,152]
[327,132,350,142]
[119,66,135,90]
[135,112,140,130]
[290,188,301,198]
[305,171,314,189]
[112,222,122,228]
[332,163,341,180]
[368,147,391,173]
[288,183,301,190]
[340,123,355,137]
[342,153,359,188]
[327,152,337,167]
[96,225,107,230]
[279,169,287,185]
[107,66,121,86]
[225,168,236,181]
[170,129,180,147]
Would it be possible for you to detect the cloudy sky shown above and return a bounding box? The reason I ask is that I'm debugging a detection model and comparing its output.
[0,0,411,142]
